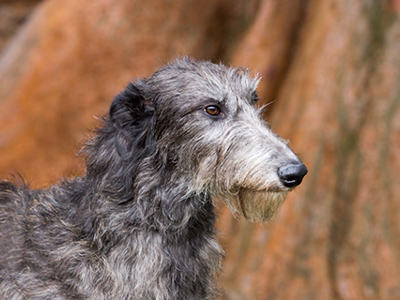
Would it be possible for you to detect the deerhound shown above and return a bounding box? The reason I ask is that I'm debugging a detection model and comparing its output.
[0,58,307,299]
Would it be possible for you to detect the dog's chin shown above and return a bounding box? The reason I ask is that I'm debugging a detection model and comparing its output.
[237,189,288,223]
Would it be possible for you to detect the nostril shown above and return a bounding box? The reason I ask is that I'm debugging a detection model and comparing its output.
[278,163,308,188]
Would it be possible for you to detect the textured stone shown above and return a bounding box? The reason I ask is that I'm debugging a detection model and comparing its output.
[1,1,400,299]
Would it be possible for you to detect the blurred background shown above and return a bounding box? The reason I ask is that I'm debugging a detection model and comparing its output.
[1,0,400,299]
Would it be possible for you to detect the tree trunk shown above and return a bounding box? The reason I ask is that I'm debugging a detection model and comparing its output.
[1,1,400,299]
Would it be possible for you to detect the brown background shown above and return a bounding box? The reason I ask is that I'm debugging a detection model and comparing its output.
[1,1,400,299]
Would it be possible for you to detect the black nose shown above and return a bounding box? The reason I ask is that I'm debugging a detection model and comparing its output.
[278,163,308,188]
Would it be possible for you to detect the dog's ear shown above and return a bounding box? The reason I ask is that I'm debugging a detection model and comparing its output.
[109,80,156,158]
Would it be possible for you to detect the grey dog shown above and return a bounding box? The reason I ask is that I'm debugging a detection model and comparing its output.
[0,58,307,299]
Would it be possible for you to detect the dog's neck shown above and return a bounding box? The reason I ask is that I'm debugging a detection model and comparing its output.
[75,166,223,298]
[83,157,216,245]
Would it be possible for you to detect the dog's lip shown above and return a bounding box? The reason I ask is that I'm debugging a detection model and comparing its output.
[240,187,287,193]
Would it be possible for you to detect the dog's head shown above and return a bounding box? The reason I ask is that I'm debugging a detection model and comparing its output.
[89,58,307,222]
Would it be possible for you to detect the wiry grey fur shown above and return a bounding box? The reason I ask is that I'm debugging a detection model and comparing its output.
[0,58,306,299]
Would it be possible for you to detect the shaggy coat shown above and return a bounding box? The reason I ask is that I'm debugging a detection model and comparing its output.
[0,58,306,299]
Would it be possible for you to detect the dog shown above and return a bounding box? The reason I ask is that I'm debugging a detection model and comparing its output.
[0,58,307,299]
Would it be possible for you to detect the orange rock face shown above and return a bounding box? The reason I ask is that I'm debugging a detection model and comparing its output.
[1,0,400,299]
[219,1,400,299]
[0,0,257,185]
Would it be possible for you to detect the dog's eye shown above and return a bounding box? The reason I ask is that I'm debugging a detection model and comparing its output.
[251,91,260,104]
[204,105,221,117]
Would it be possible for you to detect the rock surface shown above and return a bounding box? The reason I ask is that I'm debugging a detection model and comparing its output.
[1,1,400,299]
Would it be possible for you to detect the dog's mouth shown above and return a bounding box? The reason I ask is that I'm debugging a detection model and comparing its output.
[237,188,288,223]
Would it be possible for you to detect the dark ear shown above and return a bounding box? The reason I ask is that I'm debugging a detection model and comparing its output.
[109,80,156,159]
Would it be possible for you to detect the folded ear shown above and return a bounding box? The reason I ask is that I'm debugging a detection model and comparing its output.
[110,80,156,159]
